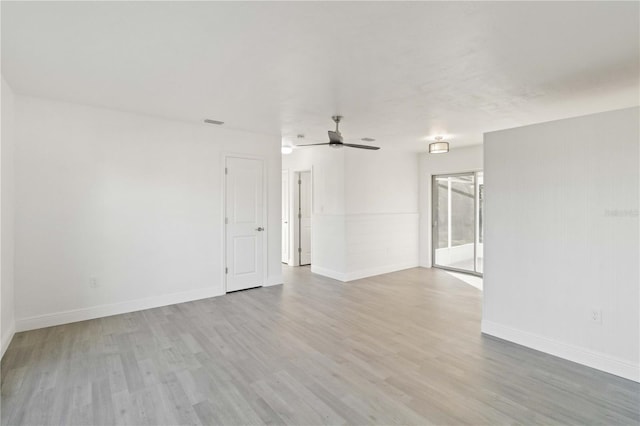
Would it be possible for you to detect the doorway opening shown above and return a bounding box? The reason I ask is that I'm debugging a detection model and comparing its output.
[282,168,312,267]
[432,171,483,276]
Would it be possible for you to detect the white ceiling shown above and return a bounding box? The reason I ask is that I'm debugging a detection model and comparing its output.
[2,2,638,151]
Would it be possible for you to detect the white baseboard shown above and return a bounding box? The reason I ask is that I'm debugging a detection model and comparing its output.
[311,262,419,283]
[481,320,639,383]
[344,262,419,282]
[264,275,283,287]
[1,321,16,359]
[16,286,225,332]
[311,265,347,282]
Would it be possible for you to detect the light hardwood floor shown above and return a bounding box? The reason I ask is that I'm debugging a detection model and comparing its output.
[2,266,639,425]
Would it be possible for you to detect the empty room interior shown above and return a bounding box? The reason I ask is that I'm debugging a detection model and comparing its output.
[1,2,639,425]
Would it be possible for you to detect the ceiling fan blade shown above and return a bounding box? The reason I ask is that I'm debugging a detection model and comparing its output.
[328,130,343,143]
[295,143,332,147]
[342,143,380,150]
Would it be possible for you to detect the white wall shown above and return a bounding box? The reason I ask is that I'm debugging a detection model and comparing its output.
[418,145,483,267]
[344,150,418,215]
[283,147,419,281]
[343,149,419,281]
[1,77,16,356]
[482,107,640,382]
[282,147,347,275]
[13,95,282,331]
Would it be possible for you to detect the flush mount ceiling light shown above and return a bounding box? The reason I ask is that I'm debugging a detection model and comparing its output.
[429,136,449,154]
[282,137,295,154]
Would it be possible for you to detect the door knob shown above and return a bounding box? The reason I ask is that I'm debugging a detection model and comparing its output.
[256,227,264,231]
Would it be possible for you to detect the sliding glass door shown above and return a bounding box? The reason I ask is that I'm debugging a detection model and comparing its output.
[432,171,483,275]
[475,171,484,274]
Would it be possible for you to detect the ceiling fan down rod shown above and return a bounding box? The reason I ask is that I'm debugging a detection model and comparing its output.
[332,115,342,133]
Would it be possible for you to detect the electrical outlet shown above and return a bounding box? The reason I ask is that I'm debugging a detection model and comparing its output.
[90,277,99,288]
[591,308,602,324]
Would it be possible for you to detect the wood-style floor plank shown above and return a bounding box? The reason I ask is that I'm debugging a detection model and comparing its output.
[2,266,639,425]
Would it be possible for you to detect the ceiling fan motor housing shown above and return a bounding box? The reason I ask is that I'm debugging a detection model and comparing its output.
[294,116,380,150]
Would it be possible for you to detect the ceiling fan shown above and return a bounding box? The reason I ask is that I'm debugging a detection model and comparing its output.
[296,116,380,150]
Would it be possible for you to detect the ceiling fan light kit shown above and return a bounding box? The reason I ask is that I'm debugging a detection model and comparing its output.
[429,136,449,154]
[295,116,380,150]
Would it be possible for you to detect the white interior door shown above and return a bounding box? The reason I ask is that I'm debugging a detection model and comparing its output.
[299,171,312,265]
[282,170,289,263]
[226,157,264,292]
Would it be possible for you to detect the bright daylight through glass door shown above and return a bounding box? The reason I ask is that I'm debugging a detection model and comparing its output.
[432,172,483,275]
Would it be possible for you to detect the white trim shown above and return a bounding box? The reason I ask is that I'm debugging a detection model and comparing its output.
[281,169,290,264]
[310,265,347,282]
[1,321,16,358]
[311,262,419,283]
[264,275,284,287]
[344,262,419,282]
[16,287,224,333]
[481,320,640,383]
[314,211,419,218]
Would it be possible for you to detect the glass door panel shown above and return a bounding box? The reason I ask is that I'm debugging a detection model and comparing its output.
[432,172,482,275]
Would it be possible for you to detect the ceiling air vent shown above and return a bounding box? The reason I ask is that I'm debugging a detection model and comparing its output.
[204,119,224,125]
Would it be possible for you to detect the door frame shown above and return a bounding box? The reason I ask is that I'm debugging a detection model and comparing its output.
[222,153,269,293]
[281,169,290,264]
[291,169,312,266]
[431,170,483,277]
